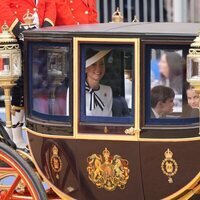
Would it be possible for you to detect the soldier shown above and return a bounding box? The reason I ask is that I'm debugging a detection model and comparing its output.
[0,0,56,36]
[0,0,56,149]
[55,0,98,25]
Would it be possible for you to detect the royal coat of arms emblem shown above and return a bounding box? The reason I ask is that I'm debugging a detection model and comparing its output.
[87,148,130,191]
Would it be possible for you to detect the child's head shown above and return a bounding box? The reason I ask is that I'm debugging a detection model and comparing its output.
[186,86,199,109]
[151,85,175,116]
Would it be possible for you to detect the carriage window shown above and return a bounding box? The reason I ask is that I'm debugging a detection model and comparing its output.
[80,44,134,123]
[30,43,70,119]
[146,47,199,125]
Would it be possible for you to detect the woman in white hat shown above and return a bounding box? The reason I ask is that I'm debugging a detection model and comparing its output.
[85,49,113,116]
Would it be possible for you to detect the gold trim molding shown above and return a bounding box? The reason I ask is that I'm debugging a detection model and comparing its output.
[73,37,140,140]
[124,127,141,135]
[163,172,200,200]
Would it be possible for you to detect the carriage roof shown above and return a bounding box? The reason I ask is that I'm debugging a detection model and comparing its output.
[25,22,200,38]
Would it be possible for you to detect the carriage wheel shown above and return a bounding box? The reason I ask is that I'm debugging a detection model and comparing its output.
[0,142,47,200]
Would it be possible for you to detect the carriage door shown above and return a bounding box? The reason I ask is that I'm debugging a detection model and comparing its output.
[73,38,144,200]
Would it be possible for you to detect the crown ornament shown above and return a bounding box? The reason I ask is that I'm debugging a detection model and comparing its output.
[0,21,17,43]
[103,148,110,160]
[23,9,34,25]
[52,145,59,155]
[2,22,9,33]
[191,32,200,48]
[112,7,123,23]
[164,148,173,159]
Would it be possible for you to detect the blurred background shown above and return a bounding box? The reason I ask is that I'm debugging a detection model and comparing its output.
[96,0,200,23]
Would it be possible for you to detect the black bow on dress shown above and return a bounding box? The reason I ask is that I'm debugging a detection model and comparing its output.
[85,82,105,111]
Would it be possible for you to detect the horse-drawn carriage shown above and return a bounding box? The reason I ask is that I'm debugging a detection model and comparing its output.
[0,21,200,200]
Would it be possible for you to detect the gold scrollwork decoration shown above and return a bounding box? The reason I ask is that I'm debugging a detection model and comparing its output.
[161,148,178,183]
[124,127,138,135]
[50,145,62,179]
[87,148,130,191]
[189,48,200,55]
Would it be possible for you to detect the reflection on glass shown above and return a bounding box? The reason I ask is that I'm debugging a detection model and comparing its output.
[191,58,200,79]
[150,48,199,119]
[12,54,21,76]
[150,49,184,117]
[0,55,10,74]
[32,45,69,116]
[83,46,133,118]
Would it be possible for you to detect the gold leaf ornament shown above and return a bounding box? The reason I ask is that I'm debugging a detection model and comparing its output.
[161,148,178,183]
[87,148,130,191]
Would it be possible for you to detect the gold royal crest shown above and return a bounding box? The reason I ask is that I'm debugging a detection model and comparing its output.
[87,148,130,191]
[161,148,178,183]
[50,145,62,179]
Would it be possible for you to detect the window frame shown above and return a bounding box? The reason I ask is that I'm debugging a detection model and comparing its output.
[140,39,200,139]
[73,37,140,141]
[80,43,134,124]
[25,40,73,136]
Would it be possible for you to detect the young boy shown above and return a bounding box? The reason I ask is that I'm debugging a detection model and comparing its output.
[151,85,175,118]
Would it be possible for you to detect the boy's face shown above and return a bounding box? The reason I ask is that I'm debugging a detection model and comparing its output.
[161,97,174,114]
[187,89,199,109]
[86,58,105,82]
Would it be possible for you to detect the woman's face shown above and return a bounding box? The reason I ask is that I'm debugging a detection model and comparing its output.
[158,54,170,78]
[86,58,105,82]
[187,89,199,109]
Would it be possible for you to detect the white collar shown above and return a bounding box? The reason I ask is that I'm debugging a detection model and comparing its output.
[152,108,160,118]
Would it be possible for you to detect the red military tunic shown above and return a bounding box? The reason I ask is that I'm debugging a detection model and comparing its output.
[0,0,56,34]
[55,0,98,25]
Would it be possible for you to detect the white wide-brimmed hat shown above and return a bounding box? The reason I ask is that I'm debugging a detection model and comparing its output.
[86,49,111,68]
